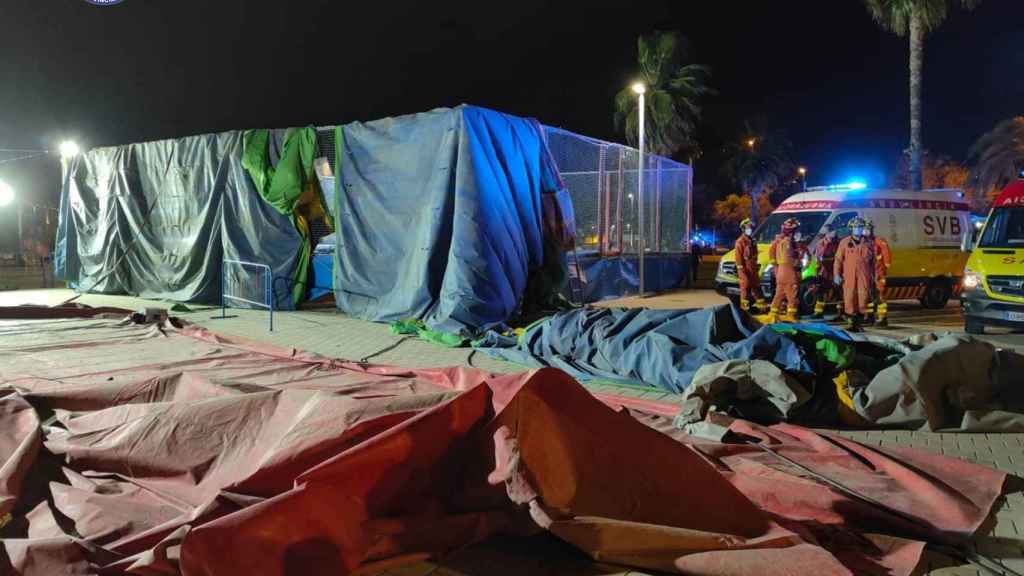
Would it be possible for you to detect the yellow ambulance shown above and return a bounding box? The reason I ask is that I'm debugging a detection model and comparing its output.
[961,180,1024,333]
[715,184,970,314]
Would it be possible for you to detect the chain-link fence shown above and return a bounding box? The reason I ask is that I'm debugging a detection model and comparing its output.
[542,126,692,257]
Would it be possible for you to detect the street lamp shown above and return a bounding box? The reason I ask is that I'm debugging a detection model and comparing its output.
[0,180,13,208]
[631,81,647,298]
[798,166,807,191]
[0,179,14,214]
[59,141,80,159]
[746,138,756,149]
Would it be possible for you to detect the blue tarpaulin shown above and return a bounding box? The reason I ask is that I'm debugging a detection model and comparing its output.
[307,253,333,301]
[566,252,690,303]
[476,305,813,393]
[54,132,304,310]
[332,105,563,336]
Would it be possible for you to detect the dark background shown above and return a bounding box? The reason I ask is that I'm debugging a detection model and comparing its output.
[1,0,1021,231]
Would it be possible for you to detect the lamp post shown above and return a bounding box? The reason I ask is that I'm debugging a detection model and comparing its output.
[631,82,646,298]
[798,166,807,192]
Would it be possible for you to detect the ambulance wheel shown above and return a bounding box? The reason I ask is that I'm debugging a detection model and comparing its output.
[965,318,985,335]
[920,278,952,310]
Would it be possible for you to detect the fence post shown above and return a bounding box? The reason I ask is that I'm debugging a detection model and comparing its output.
[267,268,273,332]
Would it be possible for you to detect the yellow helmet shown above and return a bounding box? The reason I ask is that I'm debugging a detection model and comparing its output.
[847,216,866,228]
[781,217,800,232]
[739,218,753,229]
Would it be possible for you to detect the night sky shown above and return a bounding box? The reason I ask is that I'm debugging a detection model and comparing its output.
[2,0,1022,215]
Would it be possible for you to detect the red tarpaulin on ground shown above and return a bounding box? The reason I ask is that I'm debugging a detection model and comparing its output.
[0,308,1007,575]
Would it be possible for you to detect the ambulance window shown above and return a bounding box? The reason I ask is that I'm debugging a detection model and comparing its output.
[979,207,1024,248]
[752,211,830,243]
[831,212,858,238]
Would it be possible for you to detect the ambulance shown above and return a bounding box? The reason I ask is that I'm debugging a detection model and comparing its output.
[715,184,971,314]
[961,180,1024,333]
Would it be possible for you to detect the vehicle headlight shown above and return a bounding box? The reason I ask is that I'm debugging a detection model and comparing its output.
[963,269,981,290]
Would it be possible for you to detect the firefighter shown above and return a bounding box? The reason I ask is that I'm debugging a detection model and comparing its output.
[734,218,765,313]
[865,219,893,327]
[811,223,839,319]
[768,217,801,323]
[833,217,875,332]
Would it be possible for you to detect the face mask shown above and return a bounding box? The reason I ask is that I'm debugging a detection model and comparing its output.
[794,232,803,242]
[852,227,864,238]
[743,228,753,236]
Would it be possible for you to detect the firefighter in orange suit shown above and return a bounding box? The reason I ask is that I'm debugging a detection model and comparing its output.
[768,217,801,323]
[734,218,765,313]
[811,223,839,319]
[865,219,892,327]
[833,217,875,332]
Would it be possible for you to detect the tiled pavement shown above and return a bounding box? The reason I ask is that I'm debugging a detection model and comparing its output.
[2,289,1022,575]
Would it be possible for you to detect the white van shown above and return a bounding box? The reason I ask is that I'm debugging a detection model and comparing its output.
[715,185,970,313]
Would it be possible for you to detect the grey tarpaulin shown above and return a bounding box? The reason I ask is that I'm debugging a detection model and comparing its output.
[850,333,1024,431]
[332,105,567,335]
[676,360,813,430]
[56,131,303,310]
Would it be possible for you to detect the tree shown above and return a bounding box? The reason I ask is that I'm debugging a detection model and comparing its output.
[967,116,1024,197]
[713,193,775,227]
[862,0,981,191]
[722,121,795,226]
[614,31,714,158]
[890,151,968,189]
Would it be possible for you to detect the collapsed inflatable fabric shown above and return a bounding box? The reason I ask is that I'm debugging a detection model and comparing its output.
[0,308,1006,575]
[476,305,811,394]
[478,306,1024,431]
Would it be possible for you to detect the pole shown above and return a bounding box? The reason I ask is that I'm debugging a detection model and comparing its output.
[637,92,646,298]
[17,201,23,265]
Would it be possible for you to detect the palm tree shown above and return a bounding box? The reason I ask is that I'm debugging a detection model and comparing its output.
[722,122,795,226]
[968,116,1024,194]
[614,31,713,158]
[862,0,981,191]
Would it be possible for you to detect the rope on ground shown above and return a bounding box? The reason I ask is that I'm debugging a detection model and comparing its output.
[746,440,1023,576]
[359,335,414,365]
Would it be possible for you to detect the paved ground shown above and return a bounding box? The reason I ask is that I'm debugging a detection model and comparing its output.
[2,288,1022,575]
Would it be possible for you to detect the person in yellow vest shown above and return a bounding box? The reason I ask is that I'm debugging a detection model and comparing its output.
[768,217,801,323]
[865,219,893,327]
[734,218,766,313]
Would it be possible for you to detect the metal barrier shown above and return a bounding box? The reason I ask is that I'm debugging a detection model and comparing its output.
[222,259,273,331]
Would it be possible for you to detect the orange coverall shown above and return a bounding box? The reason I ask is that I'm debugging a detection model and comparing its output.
[769,233,800,317]
[734,234,760,309]
[871,237,893,318]
[834,236,876,316]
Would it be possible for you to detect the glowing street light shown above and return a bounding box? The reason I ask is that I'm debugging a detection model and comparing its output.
[59,140,80,159]
[0,180,13,208]
[746,138,756,149]
[798,166,807,191]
